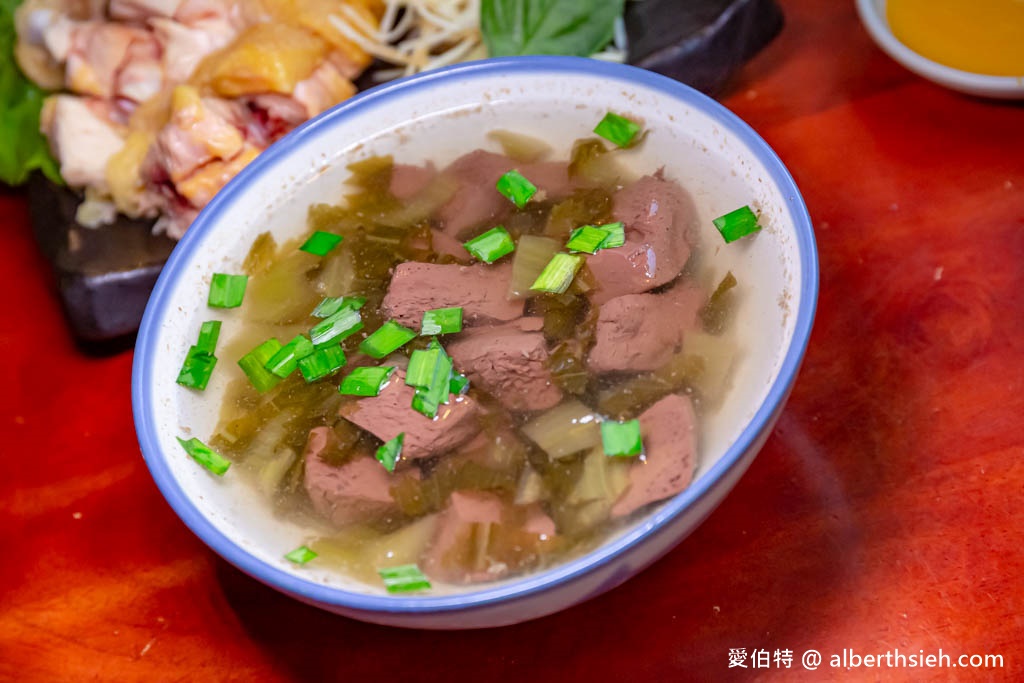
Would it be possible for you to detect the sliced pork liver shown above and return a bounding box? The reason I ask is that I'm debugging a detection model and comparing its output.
[588,284,705,373]
[429,229,471,262]
[339,369,481,460]
[447,317,562,411]
[303,426,412,526]
[611,393,698,518]
[381,262,522,328]
[436,150,577,238]
[422,490,557,584]
[389,163,437,200]
[587,174,696,304]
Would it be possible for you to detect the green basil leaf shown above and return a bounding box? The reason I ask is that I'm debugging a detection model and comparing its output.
[0,0,61,186]
[481,0,625,58]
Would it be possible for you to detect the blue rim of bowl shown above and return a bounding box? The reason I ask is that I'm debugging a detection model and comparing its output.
[854,0,1024,98]
[133,55,819,615]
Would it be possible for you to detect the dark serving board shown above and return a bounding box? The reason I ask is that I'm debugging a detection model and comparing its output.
[27,0,783,350]
[625,0,783,95]
[27,175,178,349]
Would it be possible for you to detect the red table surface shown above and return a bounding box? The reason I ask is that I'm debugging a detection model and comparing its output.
[2,1,1023,680]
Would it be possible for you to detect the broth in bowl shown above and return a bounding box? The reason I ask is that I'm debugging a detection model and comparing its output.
[133,57,817,628]
[190,119,751,592]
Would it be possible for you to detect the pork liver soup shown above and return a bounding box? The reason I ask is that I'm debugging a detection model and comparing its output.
[209,133,740,589]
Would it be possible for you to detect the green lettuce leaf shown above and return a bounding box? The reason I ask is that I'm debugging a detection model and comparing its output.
[0,0,61,186]
[481,0,625,58]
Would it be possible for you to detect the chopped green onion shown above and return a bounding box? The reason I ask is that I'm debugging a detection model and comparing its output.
[530,253,583,294]
[176,346,218,390]
[238,338,284,393]
[359,321,418,359]
[312,295,366,318]
[284,545,318,565]
[310,307,363,348]
[421,307,464,335]
[463,226,516,263]
[496,170,537,208]
[411,351,452,418]
[298,345,347,382]
[378,564,431,593]
[713,205,762,243]
[411,390,439,417]
[339,366,396,396]
[195,320,221,354]
[299,230,343,256]
[407,339,453,417]
[566,225,611,254]
[507,235,561,298]
[449,371,470,395]
[601,419,643,457]
[598,222,625,249]
[565,222,626,254]
[375,433,404,473]
[177,320,222,390]
[593,112,642,148]
[264,334,315,378]
[208,273,248,308]
[405,347,442,389]
[177,436,231,476]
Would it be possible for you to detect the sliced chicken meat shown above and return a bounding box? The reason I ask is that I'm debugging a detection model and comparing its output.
[109,0,182,21]
[65,21,150,98]
[151,16,237,84]
[40,95,125,189]
[152,85,250,184]
[115,34,164,103]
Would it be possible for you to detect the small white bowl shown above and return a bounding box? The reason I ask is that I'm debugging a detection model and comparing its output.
[856,0,1024,100]
[132,56,818,629]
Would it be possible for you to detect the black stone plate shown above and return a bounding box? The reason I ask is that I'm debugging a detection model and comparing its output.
[27,0,783,350]
[625,0,783,96]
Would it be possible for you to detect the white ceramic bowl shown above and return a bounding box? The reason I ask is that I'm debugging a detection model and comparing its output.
[132,56,818,629]
[856,0,1024,100]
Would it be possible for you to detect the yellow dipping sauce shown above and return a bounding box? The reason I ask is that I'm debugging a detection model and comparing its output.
[887,0,1024,77]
